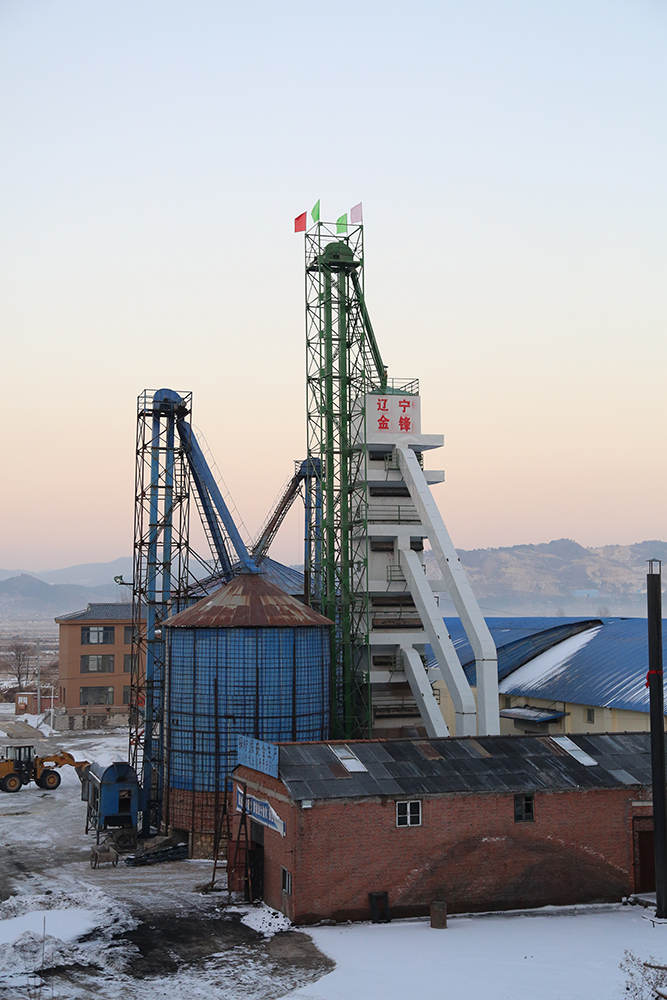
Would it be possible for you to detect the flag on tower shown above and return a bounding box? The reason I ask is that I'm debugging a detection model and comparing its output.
[294,212,307,232]
[350,202,363,224]
[336,213,348,234]
[311,199,320,223]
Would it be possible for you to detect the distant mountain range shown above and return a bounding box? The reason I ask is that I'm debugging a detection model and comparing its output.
[427,538,667,616]
[0,559,132,624]
[0,542,663,624]
[0,557,132,588]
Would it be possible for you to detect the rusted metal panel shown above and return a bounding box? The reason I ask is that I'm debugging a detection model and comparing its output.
[166,574,333,630]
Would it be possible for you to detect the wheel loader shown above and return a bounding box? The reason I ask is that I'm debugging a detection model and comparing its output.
[0,745,89,793]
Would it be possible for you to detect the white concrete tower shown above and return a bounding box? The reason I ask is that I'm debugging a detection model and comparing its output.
[359,389,500,738]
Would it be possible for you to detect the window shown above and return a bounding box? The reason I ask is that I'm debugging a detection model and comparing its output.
[124,626,133,645]
[503,696,512,709]
[123,654,136,673]
[81,626,114,645]
[123,686,131,705]
[514,794,534,823]
[432,686,441,705]
[586,708,595,724]
[80,686,114,706]
[282,868,292,895]
[81,655,114,674]
[396,800,422,827]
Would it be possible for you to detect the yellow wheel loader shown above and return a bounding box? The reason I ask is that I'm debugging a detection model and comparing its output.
[0,745,89,792]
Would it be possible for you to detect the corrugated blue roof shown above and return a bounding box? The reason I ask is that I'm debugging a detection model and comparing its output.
[426,618,600,683]
[426,616,664,715]
[499,617,664,714]
[256,557,304,596]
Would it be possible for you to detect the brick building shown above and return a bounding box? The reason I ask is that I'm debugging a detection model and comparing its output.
[55,603,141,729]
[233,732,656,924]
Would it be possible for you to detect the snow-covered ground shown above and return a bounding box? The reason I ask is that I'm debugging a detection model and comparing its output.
[285,906,667,1000]
[0,718,329,998]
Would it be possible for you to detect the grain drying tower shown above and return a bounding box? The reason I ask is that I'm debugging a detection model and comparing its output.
[303,217,499,739]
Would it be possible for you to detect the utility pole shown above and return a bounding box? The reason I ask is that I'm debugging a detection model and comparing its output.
[36,639,41,715]
[647,559,667,918]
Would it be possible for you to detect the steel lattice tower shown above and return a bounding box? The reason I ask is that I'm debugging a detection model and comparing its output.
[305,223,387,737]
[131,390,193,833]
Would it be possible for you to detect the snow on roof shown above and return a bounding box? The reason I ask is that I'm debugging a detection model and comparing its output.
[427,616,665,715]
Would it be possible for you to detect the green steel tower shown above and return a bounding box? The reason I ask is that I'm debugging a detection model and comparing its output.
[304,222,388,737]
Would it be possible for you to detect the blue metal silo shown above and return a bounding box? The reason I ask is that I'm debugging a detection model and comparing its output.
[164,574,331,837]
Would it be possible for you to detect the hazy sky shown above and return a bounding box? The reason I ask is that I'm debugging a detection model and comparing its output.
[1,0,665,571]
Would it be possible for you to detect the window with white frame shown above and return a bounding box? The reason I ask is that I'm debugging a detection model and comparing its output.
[282,868,292,895]
[81,626,115,645]
[396,800,421,827]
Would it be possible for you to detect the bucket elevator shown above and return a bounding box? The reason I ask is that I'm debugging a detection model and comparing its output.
[303,221,499,739]
[131,390,319,833]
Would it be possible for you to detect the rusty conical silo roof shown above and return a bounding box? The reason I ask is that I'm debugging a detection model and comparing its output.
[165,574,333,629]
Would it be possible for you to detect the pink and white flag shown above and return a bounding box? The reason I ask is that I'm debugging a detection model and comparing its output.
[350,202,363,224]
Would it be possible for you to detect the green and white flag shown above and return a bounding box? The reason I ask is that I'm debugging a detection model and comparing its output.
[336,213,347,234]
[311,199,320,223]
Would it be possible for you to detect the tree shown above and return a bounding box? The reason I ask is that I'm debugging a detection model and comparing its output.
[3,641,35,690]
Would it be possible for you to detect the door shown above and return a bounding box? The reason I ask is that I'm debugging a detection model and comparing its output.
[635,823,655,893]
[248,847,264,901]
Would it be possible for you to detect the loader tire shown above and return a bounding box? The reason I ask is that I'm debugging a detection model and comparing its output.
[38,770,61,790]
[1,773,21,793]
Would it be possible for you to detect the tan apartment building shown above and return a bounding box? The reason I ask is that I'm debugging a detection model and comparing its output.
[55,603,140,729]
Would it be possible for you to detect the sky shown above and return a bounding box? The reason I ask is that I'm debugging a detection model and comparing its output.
[1,0,665,571]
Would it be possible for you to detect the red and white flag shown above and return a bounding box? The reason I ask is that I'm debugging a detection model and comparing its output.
[350,202,363,224]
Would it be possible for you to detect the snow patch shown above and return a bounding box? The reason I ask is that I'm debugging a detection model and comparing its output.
[14,712,57,736]
[0,908,98,944]
[240,904,292,937]
[498,626,601,693]
[0,888,137,986]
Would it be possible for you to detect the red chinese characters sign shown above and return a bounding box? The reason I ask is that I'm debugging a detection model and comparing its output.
[366,394,420,436]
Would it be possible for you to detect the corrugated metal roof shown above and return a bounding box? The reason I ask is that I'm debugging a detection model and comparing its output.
[427,617,602,684]
[424,616,664,715]
[55,603,140,622]
[499,707,566,723]
[165,573,333,629]
[272,732,653,801]
[498,617,664,713]
[255,557,304,596]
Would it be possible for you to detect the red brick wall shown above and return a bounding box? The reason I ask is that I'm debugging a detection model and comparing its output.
[233,769,298,920]
[235,769,648,924]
